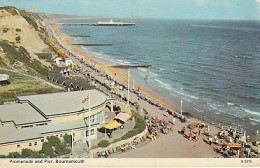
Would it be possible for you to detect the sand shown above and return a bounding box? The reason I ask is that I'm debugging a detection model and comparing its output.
[49,24,177,111]
[45,18,224,158]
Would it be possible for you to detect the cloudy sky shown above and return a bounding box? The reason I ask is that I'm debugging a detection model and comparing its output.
[0,0,259,20]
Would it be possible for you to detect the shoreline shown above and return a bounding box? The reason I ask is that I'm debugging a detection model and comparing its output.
[42,15,259,158]
[47,18,223,129]
[49,23,178,112]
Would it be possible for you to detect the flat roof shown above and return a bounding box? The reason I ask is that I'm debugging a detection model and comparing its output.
[17,90,107,117]
[0,103,48,126]
[0,119,87,145]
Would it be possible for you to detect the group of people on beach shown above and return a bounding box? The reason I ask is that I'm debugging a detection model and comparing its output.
[48,26,260,158]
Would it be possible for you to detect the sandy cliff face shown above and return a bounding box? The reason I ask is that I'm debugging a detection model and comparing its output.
[0,8,48,60]
[0,7,53,69]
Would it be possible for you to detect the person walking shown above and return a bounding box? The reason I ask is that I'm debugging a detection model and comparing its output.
[189,131,193,141]
[172,117,176,124]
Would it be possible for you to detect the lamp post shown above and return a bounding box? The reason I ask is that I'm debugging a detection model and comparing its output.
[127,69,130,107]
[133,79,135,90]
[88,95,91,150]
[180,100,183,116]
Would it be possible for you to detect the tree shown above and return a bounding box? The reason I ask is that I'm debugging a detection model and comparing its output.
[48,136,61,147]
[63,134,72,146]
[55,143,70,155]
[42,142,53,156]
[21,148,34,158]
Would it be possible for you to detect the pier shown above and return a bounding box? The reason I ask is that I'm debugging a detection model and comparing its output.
[71,43,112,46]
[69,35,91,37]
[52,20,135,26]
[101,64,152,68]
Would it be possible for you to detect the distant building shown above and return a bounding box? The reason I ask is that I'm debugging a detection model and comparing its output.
[0,90,114,155]
[29,6,37,13]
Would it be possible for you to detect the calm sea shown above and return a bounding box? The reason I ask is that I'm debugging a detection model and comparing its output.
[61,19,260,135]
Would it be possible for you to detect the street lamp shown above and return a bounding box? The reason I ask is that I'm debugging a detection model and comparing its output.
[127,69,130,107]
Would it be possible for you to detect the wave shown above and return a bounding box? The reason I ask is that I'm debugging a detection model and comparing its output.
[227,102,242,107]
[150,72,158,77]
[173,90,199,100]
[249,118,260,124]
[191,24,260,32]
[243,109,260,116]
[154,78,173,91]
[137,68,147,72]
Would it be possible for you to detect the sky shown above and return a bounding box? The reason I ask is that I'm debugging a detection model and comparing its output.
[0,0,260,20]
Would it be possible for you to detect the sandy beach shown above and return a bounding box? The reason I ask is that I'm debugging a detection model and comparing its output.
[42,16,260,158]
[49,22,177,112]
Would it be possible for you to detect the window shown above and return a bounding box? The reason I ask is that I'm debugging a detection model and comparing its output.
[34,142,37,145]
[86,129,95,136]
[29,143,32,146]
[47,136,49,139]
[17,144,20,148]
[60,134,63,137]
[41,139,44,142]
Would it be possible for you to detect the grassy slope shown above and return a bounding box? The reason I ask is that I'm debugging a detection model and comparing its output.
[0,69,64,104]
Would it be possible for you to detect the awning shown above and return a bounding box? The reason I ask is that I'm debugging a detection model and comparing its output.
[120,105,132,114]
[114,112,131,122]
[102,120,122,129]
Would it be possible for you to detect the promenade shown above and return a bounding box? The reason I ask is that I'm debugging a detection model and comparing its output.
[44,25,225,158]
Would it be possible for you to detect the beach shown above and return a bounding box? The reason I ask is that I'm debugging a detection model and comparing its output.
[48,22,177,112]
[42,15,260,158]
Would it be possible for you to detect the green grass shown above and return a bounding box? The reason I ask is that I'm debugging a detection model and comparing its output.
[0,69,64,104]
[0,40,50,78]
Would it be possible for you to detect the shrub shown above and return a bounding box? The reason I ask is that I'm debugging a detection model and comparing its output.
[112,138,121,143]
[0,155,6,158]
[3,27,10,33]
[21,148,34,158]
[91,145,98,149]
[121,111,146,140]
[0,6,18,15]
[98,140,110,148]
[15,36,21,43]
[55,143,70,155]
[7,152,21,158]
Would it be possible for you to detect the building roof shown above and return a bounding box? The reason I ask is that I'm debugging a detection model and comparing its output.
[102,120,121,130]
[17,90,107,117]
[114,112,131,122]
[0,103,48,126]
[0,119,87,145]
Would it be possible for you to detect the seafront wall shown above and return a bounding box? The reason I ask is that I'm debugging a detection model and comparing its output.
[90,127,148,158]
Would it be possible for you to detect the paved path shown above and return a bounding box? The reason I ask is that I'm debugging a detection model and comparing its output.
[47,29,224,158]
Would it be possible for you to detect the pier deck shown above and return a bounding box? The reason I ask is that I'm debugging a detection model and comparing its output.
[101,64,152,68]
[71,43,112,46]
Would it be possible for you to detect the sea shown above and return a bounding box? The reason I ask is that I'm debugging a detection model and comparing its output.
[60,19,260,137]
